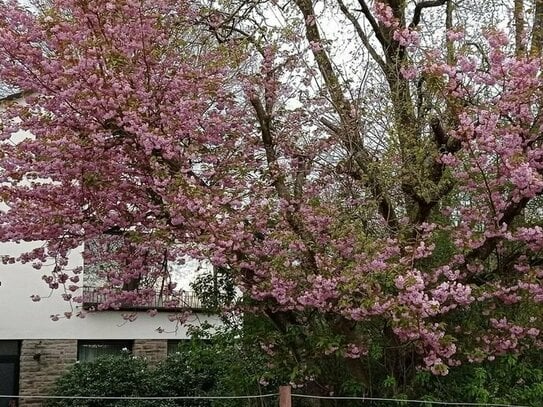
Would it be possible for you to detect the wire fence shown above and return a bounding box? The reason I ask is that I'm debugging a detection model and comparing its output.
[0,392,531,407]
[0,394,278,407]
[291,394,531,407]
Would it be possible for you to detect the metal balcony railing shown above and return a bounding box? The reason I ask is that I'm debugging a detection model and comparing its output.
[82,286,203,311]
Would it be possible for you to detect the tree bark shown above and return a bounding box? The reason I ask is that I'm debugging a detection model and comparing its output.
[514,0,526,56]
[531,0,543,57]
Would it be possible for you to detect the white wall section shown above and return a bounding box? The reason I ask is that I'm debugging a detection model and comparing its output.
[0,241,220,340]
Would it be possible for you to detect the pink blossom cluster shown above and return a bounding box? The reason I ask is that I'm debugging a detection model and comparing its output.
[373,2,398,28]
[393,28,420,48]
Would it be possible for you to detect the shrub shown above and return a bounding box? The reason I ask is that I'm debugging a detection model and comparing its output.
[47,354,155,407]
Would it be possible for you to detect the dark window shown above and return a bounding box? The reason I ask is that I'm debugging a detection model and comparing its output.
[0,341,18,356]
[77,340,133,362]
[0,341,20,407]
[167,340,187,355]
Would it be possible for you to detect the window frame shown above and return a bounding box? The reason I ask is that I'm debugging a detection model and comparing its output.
[77,340,133,362]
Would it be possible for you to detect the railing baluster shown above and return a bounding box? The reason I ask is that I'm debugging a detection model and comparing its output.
[82,286,203,311]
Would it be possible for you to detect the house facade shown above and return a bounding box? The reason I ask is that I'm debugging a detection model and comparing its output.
[0,241,219,407]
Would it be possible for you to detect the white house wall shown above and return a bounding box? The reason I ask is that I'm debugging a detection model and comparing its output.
[0,241,221,340]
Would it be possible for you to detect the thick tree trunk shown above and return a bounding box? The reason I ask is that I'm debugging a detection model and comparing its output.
[514,0,525,56]
[531,0,543,57]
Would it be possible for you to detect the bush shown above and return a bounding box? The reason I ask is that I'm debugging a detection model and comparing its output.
[151,330,276,407]
[48,336,276,407]
[416,351,543,406]
[47,354,155,407]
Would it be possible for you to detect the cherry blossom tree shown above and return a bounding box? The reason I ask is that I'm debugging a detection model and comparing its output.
[2,0,543,396]
[0,0,257,313]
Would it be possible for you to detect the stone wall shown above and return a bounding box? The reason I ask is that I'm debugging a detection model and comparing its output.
[132,339,168,365]
[16,339,169,406]
[18,340,77,407]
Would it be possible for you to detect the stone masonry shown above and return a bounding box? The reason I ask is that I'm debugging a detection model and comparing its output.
[18,340,77,407]
[16,339,168,406]
[132,339,168,365]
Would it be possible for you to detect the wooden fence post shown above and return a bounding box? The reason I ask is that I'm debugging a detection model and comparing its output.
[279,385,292,407]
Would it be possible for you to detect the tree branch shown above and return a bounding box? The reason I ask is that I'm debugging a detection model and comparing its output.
[250,94,320,273]
[295,0,399,232]
[465,196,531,264]
[249,95,290,200]
[356,0,390,50]
[0,90,31,103]
[337,0,387,72]
[410,0,449,29]
[293,154,311,200]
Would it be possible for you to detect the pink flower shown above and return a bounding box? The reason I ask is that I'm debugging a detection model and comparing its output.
[400,66,418,80]
[374,2,398,28]
[446,29,464,42]
[309,41,323,52]
[393,28,420,47]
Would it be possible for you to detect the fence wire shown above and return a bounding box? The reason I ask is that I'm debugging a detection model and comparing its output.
[0,393,531,407]
[0,394,278,400]
[291,394,530,407]
[0,394,278,407]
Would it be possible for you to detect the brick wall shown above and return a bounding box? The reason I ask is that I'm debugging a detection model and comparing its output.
[18,339,77,407]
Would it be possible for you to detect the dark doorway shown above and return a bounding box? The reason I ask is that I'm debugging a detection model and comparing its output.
[0,341,20,407]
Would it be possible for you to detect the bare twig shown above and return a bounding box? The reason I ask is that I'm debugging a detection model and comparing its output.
[337,0,387,72]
